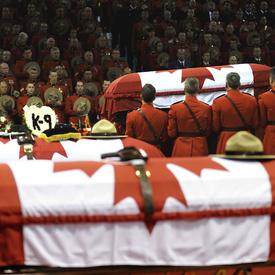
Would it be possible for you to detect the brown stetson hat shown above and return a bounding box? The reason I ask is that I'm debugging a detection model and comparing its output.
[71,56,83,70]
[83,83,98,99]
[85,119,127,139]
[149,37,161,51]
[107,67,123,82]
[26,96,43,108]
[0,95,15,111]
[157,52,170,65]
[229,50,243,63]
[211,131,275,160]
[38,37,48,51]
[44,87,63,102]
[53,19,69,36]
[73,97,91,115]
[24,62,41,76]
[139,22,153,37]
[0,22,12,38]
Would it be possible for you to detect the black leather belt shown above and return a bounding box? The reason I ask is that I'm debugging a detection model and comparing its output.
[131,159,154,217]
[178,132,204,137]
[267,121,275,125]
[221,127,248,132]
[140,139,156,145]
[101,147,154,217]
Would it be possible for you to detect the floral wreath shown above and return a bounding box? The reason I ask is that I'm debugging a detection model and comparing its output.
[0,115,12,133]
[23,105,56,137]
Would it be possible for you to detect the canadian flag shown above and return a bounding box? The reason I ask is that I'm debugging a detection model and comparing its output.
[0,137,163,161]
[1,157,275,268]
[103,64,270,120]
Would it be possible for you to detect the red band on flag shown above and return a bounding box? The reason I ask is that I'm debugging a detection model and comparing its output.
[0,164,24,266]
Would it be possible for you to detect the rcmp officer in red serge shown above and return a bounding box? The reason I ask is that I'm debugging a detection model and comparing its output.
[39,69,69,102]
[74,51,103,85]
[41,47,72,82]
[212,72,259,154]
[103,48,129,79]
[168,77,212,157]
[17,82,43,123]
[65,81,93,125]
[0,62,18,95]
[0,81,17,123]
[19,66,45,96]
[258,66,275,154]
[125,83,168,153]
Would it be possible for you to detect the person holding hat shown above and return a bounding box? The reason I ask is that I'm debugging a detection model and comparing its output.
[13,47,36,80]
[19,66,45,97]
[125,83,168,152]
[62,38,84,66]
[65,80,93,125]
[73,51,103,85]
[55,65,73,96]
[10,32,35,65]
[41,47,71,82]
[140,27,157,71]
[258,66,275,154]
[37,37,56,65]
[81,68,101,95]
[39,69,69,102]
[44,87,66,124]
[168,77,212,157]
[31,23,55,57]
[0,62,19,95]
[91,35,112,66]
[212,72,259,154]
[0,81,17,123]
[103,48,129,79]
[94,79,110,121]
[17,82,43,123]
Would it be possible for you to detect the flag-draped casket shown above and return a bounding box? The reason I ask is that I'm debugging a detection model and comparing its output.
[0,137,164,161]
[102,64,270,121]
[1,157,275,268]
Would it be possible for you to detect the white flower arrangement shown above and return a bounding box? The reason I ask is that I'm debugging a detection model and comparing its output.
[24,105,56,137]
[0,115,11,133]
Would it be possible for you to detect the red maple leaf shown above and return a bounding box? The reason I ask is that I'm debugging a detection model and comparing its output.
[0,138,11,144]
[156,66,234,88]
[19,138,68,159]
[54,161,105,176]
[53,157,227,233]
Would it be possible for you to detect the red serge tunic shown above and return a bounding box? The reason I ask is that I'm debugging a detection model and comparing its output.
[168,96,212,157]
[212,89,259,154]
[258,87,275,154]
[125,104,168,150]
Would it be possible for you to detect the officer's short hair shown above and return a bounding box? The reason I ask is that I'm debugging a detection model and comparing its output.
[226,72,240,90]
[184,77,199,95]
[141,83,156,103]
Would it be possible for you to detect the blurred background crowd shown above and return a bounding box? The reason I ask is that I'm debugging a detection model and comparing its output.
[0,0,274,125]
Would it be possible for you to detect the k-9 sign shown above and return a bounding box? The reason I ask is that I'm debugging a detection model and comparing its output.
[24,106,56,137]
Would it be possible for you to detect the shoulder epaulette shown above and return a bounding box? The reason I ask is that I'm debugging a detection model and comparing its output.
[213,94,226,100]
[171,100,183,105]
[127,108,138,114]
[200,101,211,107]
[259,89,272,95]
[242,92,255,97]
